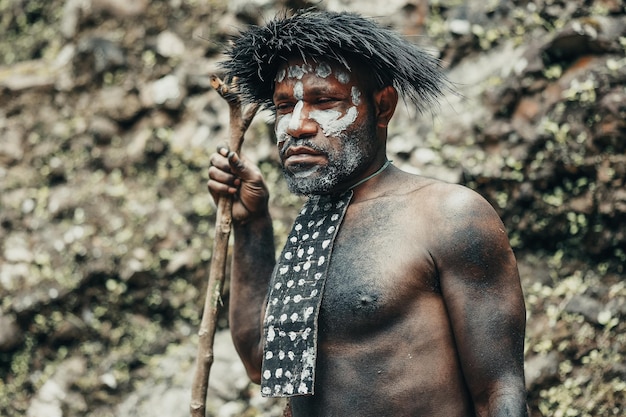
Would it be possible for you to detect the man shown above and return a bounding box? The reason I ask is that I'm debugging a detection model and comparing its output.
[208,10,528,417]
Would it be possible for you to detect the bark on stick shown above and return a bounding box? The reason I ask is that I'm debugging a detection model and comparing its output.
[190,76,259,417]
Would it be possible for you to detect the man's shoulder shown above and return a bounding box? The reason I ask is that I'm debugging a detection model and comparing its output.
[394,174,504,235]
[400,174,489,209]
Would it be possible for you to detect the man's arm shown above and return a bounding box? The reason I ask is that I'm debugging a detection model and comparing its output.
[433,184,528,417]
[230,213,275,383]
[208,147,275,383]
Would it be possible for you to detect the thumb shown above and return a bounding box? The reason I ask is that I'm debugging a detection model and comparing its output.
[226,150,257,182]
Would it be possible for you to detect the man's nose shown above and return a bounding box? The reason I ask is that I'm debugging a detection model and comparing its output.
[286,102,317,139]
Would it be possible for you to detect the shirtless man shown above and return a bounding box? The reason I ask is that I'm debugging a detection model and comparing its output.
[208,10,528,417]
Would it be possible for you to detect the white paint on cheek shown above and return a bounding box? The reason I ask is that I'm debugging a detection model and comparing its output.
[351,86,362,105]
[309,106,359,137]
[275,114,292,144]
[288,100,304,131]
[276,69,286,82]
[294,81,304,100]
[309,109,341,132]
[315,62,332,78]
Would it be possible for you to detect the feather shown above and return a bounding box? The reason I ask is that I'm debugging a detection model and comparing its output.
[219,9,451,113]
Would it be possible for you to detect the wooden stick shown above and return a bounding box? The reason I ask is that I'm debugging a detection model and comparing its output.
[190,76,259,417]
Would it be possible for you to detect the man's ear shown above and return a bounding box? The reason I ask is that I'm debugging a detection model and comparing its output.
[373,86,398,128]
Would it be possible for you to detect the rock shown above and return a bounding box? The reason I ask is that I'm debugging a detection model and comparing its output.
[449,18,471,36]
[564,295,604,325]
[141,74,185,109]
[0,314,23,351]
[0,60,57,91]
[74,37,126,77]
[0,263,29,295]
[326,0,422,25]
[47,185,80,218]
[166,249,197,274]
[3,233,33,263]
[156,31,186,59]
[0,124,25,165]
[543,16,626,64]
[216,401,246,417]
[88,116,119,145]
[606,362,626,381]
[92,0,149,18]
[206,331,250,402]
[51,318,84,345]
[60,0,89,39]
[525,351,560,389]
[94,86,142,122]
[26,357,87,417]
[606,295,626,318]
[111,331,284,417]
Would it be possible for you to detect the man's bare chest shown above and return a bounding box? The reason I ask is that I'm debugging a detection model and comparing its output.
[318,202,438,337]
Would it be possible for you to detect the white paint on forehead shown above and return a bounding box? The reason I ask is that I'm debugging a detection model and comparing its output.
[335,70,351,84]
[315,62,332,78]
[351,86,361,105]
[294,81,304,100]
[309,106,358,138]
[287,64,313,80]
[288,100,304,131]
[276,69,286,82]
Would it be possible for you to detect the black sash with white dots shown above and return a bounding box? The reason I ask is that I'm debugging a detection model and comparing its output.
[261,190,353,397]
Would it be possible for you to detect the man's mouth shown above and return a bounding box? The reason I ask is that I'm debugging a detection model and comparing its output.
[282,146,327,168]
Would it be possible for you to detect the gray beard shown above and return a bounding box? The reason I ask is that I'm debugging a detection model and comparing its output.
[282,115,378,196]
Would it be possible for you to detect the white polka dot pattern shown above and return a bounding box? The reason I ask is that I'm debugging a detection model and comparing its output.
[261,191,353,397]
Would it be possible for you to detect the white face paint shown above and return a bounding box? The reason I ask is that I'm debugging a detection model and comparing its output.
[282,111,379,195]
[294,81,304,100]
[335,70,350,84]
[274,62,363,145]
[276,69,286,82]
[351,86,362,106]
[287,64,312,80]
[315,62,332,78]
[288,100,304,131]
[275,114,291,144]
[309,107,358,138]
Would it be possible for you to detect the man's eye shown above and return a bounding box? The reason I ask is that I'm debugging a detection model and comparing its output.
[276,102,295,112]
[316,97,341,106]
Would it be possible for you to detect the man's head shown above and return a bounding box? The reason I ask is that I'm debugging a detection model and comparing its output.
[272,57,388,195]
[220,10,449,195]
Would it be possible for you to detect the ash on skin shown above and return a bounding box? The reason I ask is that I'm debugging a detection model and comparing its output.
[275,62,377,196]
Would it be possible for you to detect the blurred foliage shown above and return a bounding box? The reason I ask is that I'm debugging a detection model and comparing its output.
[0,0,62,64]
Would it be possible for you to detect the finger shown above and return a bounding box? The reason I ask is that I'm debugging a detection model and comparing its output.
[207,178,238,196]
[217,145,230,157]
[208,165,239,186]
[209,152,231,172]
[226,151,256,182]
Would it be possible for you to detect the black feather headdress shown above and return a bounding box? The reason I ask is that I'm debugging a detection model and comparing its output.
[220,9,450,111]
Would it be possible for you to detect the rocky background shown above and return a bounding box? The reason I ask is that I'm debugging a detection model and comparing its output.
[0,0,625,416]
